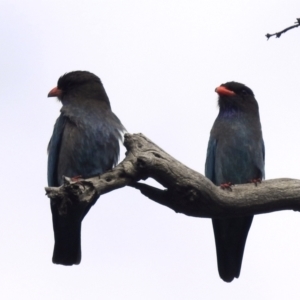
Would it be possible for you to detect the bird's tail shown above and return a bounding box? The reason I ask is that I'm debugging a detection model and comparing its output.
[212,216,253,282]
[52,212,82,266]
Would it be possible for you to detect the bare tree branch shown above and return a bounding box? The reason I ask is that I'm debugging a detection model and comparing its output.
[45,133,300,219]
[266,18,300,40]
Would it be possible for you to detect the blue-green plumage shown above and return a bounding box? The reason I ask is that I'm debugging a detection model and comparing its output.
[47,71,125,265]
[205,82,265,282]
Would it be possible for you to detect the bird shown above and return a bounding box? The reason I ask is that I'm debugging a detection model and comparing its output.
[47,71,125,265]
[205,81,265,282]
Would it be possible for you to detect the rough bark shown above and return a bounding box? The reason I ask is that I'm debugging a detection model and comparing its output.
[45,133,300,219]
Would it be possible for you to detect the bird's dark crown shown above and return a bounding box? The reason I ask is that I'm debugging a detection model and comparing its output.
[57,71,101,91]
[221,81,254,97]
[54,70,110,105]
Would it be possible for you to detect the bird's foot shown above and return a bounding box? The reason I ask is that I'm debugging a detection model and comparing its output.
[249,178,262,186]
[69,175,86,189]
[220,182,234,191]
[70,175,83,182]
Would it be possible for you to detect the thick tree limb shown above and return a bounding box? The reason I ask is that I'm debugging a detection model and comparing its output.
[46,133,300,219]
[266,18,300,40]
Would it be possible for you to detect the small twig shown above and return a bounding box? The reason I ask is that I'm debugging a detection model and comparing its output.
[266,18,300,40]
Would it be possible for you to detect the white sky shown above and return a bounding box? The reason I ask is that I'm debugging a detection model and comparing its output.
[1,0,300,299]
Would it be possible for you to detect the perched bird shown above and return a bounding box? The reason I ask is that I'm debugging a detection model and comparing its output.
[205,82,265,282]
[47,71,125,265]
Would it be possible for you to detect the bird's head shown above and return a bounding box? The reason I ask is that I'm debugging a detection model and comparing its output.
[215,81,258,113]
[48,71,109,105]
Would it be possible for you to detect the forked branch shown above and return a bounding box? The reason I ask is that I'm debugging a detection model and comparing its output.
[46,133,300,218]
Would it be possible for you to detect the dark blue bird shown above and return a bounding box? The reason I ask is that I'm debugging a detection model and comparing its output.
[47,71,125,265]
[205,82,265,282]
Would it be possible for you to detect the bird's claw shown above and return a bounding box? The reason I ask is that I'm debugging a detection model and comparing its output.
[69,175,87,190]
[70,175,83,182]
[220,182,234,191]
[249,178,262,186]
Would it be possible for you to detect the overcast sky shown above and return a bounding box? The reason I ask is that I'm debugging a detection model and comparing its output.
[1,0,300,299]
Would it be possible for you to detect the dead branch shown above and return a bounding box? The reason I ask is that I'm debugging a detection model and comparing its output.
[45,133,300,219]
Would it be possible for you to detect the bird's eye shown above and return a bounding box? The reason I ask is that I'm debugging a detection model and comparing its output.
[241,89,248,95]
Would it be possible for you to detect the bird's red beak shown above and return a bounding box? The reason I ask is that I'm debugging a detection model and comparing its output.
[215,86,235,96]
[48,87,62,98]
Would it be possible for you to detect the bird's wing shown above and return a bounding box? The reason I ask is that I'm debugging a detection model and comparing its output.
[205,136,255,282]
[262,139,265,179]
[205,136,217,183]
[47,115,67,187]
[253,138,265,180]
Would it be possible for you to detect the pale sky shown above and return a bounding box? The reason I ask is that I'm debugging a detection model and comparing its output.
[1,0,300,299]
